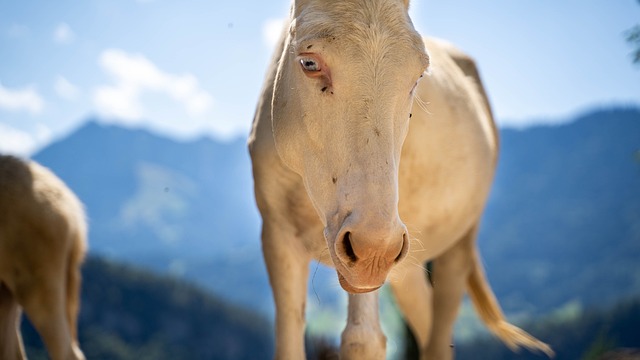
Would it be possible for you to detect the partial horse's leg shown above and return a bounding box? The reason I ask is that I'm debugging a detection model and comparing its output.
[340,291,386,360]
[389,263,433,356]
[262,221,310,359]
[423,226,477,360]
[0,283,26,360]
[15,264,84,360]
[65,234,85,346]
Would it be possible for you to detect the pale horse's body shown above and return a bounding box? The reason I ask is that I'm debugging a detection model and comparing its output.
[249,0,553,359]
[0,155,87,360]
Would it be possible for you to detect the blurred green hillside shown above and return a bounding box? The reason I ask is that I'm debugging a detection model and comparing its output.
[454,297,640,360]
[21,257,273,360]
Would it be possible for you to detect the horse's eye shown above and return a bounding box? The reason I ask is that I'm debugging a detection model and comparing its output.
[300,58,320,72]
[411,73,425,94]
[411,80,420,94]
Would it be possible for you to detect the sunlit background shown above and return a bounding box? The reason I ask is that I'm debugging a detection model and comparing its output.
[1,0,639,359]
[1,0,638,155]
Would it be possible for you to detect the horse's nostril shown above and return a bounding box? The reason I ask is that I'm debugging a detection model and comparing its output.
[343,231,358,263]
[395,233,408,263]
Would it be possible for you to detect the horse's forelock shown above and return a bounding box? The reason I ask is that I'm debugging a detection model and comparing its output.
[295,0,417,43]
[293,0,425,73]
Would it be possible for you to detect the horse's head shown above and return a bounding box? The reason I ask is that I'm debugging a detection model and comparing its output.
[271,0,429,293]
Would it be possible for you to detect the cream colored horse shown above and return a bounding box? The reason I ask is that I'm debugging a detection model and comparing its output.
[249,0,553,358]
[0,156,86,360]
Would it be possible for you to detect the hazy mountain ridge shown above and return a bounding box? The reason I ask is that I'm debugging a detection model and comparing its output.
[28,107,640,321]
[32,120,272,312]
[480,107,640,314]
[34,120,260,255]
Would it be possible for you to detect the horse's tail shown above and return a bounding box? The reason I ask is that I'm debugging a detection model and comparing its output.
[466,251,555,357]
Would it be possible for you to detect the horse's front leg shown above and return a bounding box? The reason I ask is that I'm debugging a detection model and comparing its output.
[389,263,433,357]
[262,221,310,360]
[341,291,386,360]
[0,284,26,360]
[424,227,476,360]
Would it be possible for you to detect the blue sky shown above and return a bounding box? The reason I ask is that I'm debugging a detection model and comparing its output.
[1,0,639,155]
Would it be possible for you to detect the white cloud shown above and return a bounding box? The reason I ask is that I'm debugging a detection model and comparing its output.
[0,123,51,156]
[94,83,141,120]
[0,83,44,114]
[54,76,80,100]
[263,18,285,49]
[93,49,213,123]
[53,22,75,44]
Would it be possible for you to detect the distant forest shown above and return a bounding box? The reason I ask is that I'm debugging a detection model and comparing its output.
[403,297,640,360]
[21,257,273,360]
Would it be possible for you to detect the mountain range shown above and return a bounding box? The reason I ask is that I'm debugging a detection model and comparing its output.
[27,106,640,336]
[33,121,272,313]
[481,107,640,315]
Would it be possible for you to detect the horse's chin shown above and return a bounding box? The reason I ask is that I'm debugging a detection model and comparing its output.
[337,272,382,294]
